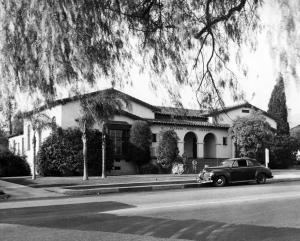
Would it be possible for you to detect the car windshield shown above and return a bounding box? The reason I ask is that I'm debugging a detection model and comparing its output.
[220,159,235,167]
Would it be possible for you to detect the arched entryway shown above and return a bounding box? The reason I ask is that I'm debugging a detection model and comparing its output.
[184,132,197,158]
[203,133,216,158]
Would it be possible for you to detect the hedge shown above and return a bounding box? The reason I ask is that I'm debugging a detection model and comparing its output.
[129,121,152,171]
[37,128,105,176]
[157,129,179,169]
[0,151,31,177]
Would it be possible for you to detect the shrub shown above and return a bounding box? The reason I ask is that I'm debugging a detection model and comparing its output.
[129,121,152,171]
[0,151,30,177]
[269,135,300,169]
[37,128,104,176]
[139,162,159,174]
[157,129,179,169]
[231,111,274,163]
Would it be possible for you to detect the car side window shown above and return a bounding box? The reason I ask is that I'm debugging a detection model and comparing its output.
[232,161,238,167]
[247,160,254,166]
[237,159,247,167]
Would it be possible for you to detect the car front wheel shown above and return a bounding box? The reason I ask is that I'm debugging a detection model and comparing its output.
[256,173,266,184]
[213,176,226,187]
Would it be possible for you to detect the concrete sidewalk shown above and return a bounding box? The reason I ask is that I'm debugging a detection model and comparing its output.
[0,179,65,200]
[50,170,300,196]
[1,169,300,200]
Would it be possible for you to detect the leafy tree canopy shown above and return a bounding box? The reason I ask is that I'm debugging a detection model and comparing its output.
[129,120,152,167]
[231,111,274,160]
[1,0,262,108]
[267,74,290,135]
[80,89,130,126]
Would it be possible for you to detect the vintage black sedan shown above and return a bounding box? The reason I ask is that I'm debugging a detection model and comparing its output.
[198,158,273,187]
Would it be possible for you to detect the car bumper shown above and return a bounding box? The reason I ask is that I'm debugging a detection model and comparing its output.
[197,174,213,183]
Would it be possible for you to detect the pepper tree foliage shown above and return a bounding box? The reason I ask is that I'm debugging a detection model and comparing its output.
[157,129,179,168]
[1,0,262,108]
[231,111,274,162]
[267,74,290,135]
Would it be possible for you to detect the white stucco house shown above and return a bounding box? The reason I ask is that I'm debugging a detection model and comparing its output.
[8,88,277,175]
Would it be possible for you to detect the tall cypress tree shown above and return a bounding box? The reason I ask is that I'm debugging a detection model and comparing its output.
[267,74,290,135]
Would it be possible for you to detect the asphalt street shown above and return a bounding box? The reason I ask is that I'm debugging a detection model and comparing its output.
[1,181,300,241]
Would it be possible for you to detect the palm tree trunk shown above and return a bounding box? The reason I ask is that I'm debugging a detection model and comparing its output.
[101,132,106,178]
[82,131,88,181]
[32,133,36,180]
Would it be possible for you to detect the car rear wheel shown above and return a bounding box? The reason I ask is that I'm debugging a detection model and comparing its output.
[213,176,226,187]
[256,173,266,184]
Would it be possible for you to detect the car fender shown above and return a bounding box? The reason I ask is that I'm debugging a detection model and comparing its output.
[255,168,269,179]
[211,170,231,182]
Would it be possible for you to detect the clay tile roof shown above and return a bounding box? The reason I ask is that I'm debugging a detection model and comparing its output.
[155,106,206,118]
[146,119,229,129]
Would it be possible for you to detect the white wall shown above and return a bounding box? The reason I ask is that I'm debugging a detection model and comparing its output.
[23,105,62,173]
[61,100,82,129]
[150,125,232,159]
[60,99,154,129]
[123,101,155,119]
[8,135,24,156]
[215,107,277,129]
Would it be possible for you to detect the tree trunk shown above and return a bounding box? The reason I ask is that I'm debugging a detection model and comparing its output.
[82,131,88,181]
[32,133,36,180]
[101,132,106,178]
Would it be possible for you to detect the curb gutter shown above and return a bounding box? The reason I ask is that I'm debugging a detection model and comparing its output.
[51,177,300,196]
[0,193,10,200]
[52,182,202,196]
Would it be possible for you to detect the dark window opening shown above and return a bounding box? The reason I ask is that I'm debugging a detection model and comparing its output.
[242,109,250,113]
[237,159,247,167]
[109,129,129,158]
[223,137,227,145]
[152,134,157,142]
[114,166,121,170]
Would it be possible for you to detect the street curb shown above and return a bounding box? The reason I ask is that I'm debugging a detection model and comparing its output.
[53,182,202,196]
[0,194,10,200]
[51,177,300,196]
[269,177,300,184]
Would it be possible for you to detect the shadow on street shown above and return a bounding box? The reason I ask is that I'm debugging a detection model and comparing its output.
[1,201,300,241]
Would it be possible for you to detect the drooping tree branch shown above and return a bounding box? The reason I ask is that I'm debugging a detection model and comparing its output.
[0,0,261,110]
